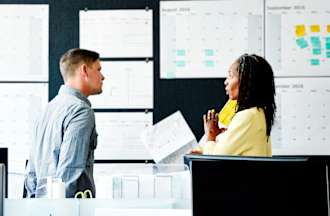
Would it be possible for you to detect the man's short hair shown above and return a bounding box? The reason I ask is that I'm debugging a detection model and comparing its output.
[59,48,100,81]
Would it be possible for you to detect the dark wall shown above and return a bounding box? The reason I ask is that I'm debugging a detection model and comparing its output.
[2,0,228,144]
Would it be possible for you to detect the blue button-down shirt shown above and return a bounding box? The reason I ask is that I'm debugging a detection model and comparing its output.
[25,85,97,198]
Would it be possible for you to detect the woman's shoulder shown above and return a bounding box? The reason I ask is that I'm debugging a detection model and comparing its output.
[234,107,264,122]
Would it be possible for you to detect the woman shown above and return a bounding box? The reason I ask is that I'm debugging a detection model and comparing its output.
[200,54,276,156]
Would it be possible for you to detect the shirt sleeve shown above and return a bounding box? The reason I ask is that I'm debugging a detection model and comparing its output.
[55,105,95,198]
[203,109,255,155]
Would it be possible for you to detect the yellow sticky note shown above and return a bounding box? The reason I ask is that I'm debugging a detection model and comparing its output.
[310,25,320,33]
[327,25,330,33]
[218,99,237,127]
[295,25,305,37]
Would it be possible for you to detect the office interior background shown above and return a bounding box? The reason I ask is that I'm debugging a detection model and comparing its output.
[0,0,329,200]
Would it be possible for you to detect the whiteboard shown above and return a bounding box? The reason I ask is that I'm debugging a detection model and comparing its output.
[272,78,330,155]
[160,0,264,79]
[0,83,48,173]
[80,9,153,58]
[266,0,330,77]
[94,112,153,160]
[0,4,49,81]
[89,61,153,109]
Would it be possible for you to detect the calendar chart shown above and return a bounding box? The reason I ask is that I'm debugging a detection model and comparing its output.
[266,0,330,77]
[160,0,264,79]
[272,78,330,155]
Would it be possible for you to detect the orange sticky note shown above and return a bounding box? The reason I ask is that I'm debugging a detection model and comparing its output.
[327,25,330,33]
[310,25,320,33]
[295,25,305,37]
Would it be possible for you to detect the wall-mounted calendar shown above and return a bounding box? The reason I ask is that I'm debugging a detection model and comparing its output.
[160,0,264,79]
[272,78,330,155]
[266,0,330,77]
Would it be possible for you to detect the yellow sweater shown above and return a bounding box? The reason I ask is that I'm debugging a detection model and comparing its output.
[203,107,272,156]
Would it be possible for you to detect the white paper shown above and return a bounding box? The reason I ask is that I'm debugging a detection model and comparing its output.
[122,176,139,199]
[89,61,153,108]
[272,78,330,155]
[160,0,263,79]
[0,83,48,174]
[154,175,172,199]
[94,112,153,160]
[0,4,48,81]
[141,111,197,163]
[265,0,330,77]
[80,9,153,58]
[95,208,191,216]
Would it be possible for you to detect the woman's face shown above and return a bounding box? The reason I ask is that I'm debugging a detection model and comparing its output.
[224,62,239,100]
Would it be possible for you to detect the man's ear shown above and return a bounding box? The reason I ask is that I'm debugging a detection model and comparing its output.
[80,63,89,80]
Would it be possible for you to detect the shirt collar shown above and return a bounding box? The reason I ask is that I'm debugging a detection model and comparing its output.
[58,85,91,107]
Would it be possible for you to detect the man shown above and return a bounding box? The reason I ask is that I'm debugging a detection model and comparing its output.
[25,48,105,198]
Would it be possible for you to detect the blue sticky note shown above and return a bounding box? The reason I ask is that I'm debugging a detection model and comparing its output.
[205,60,214,67]
[326,51,330,58]
[310,59,320,66]
[176,50,185,56]
[326,37,330,43]
[296,38,308,48]
[176,60,185,67]
[166,71,176,79]
[310,36,321,48]
[326,43,330,50]
[205,49,214,56]
[312,48,321,55]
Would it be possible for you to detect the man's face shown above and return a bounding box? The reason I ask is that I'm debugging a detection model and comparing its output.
[87,59,105,95]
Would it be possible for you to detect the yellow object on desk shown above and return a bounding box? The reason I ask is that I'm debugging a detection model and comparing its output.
[74,189,93,198]
[218,99,237,127]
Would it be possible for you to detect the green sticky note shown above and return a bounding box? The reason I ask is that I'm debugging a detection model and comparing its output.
[326,43,330,50]
[176,50,185,56]
[312,48,321,55]
[176,60,185,67]
[310,59,320,66]
[205,49,214,56]
[326,51,330,58]
[296,38,308,48]
[166,71,176,79]
[326,37,330,43]
[310,36,321,48]
[205,60,214,67]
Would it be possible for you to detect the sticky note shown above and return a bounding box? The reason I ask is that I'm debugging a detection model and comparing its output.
[205,49,214,56]
[175,60,185,67]
[326,51,330,58]
[310,36,321,48]
[327,25,330,33]
[312,48,321,55]
[326,43,330,50]
[310,59,320,66]
[205,60,214,67]
[176,49,185,56]
[310,25,320,32]
[295,25,305,37]
[326,37,330,43]
[296,38,308,48]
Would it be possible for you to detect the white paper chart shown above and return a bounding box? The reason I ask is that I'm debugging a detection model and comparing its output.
[89,61,153,109]
[94,112,153,160]
[0,83,48,173]
[80,9,153,58]
[160,0,263,79]
[0,4,49,81]
[271,78,330,155]
[266,0,330,77]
